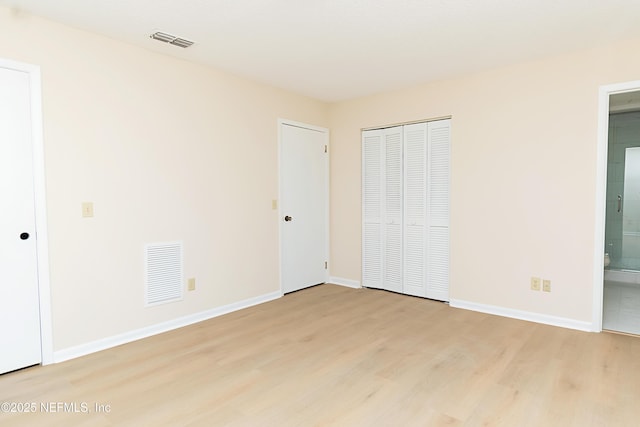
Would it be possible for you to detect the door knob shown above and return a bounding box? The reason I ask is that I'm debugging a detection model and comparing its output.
[284,215,292,222]
[19,232,30,240]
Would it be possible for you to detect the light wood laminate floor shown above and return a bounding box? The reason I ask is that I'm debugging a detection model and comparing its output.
[1,284,640,426]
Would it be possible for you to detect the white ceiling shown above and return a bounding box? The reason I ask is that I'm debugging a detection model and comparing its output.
[3,0,640,102]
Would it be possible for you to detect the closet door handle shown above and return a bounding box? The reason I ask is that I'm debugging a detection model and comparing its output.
[618,195,622,213]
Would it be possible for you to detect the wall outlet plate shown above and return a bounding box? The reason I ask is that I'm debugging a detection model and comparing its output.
[543,279,551,292]
[82,202,94,218]
[531,277,541,291]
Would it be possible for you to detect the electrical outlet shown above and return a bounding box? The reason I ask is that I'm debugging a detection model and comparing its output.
[543,279,551,292]
[272,199,278,210]
[82,202,94,218]
[187,278,196,291]
[531,277,541,291]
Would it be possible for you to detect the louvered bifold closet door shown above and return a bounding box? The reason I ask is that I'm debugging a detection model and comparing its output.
[363,120,449,300]
[403,123,427,297]
[362,130,384,289]
[426,120,450,301]
[383,127,403,293]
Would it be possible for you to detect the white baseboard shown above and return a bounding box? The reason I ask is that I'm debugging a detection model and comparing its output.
[328,276,361,289]
[53,290,282,363]
[449,299,594,332]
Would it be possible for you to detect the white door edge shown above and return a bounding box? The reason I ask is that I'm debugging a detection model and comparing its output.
[277,119,330,294]
[0,57,53,364]
[594,80,640,333]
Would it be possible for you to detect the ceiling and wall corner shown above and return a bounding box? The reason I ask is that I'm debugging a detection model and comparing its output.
[1,0,640,102]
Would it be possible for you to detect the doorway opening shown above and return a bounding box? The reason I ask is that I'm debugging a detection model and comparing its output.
[595,81,640,334]
[602,91,640,334]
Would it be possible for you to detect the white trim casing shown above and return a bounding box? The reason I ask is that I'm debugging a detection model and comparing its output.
[594,80,640,333]
[450,299,593,332]
[0,58,54,365]
[54,290,282,363]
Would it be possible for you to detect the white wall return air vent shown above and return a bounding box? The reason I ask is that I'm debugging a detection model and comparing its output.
[145,241,184,306]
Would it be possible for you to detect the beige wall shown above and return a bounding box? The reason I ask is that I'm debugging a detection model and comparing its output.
[0,7,328,351]
[328,37,640,324]
[4,4,640,353]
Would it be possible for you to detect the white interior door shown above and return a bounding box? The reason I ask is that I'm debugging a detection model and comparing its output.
[362,120,450,301]
[362,131,383,289]
[362,126,404,293]
[426,120,450,301]
[383,128,403,293]
[280,122,329,293]
[403,123,428,297]
[0,66,42,374]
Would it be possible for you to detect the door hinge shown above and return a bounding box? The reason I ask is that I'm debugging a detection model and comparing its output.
[324,261,328,269]
[324,145,327,153]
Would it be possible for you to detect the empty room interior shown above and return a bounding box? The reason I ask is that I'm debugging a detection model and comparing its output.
[2,1,640,425]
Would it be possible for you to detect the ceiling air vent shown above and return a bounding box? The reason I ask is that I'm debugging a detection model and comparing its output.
[150,31,194,48]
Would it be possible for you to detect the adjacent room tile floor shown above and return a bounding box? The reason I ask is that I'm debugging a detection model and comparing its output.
[603,280,640,335]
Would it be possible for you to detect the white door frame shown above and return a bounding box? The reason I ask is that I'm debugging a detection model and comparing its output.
[593,79,640,332]
[277,119,330,293]
[1,58,53,364]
